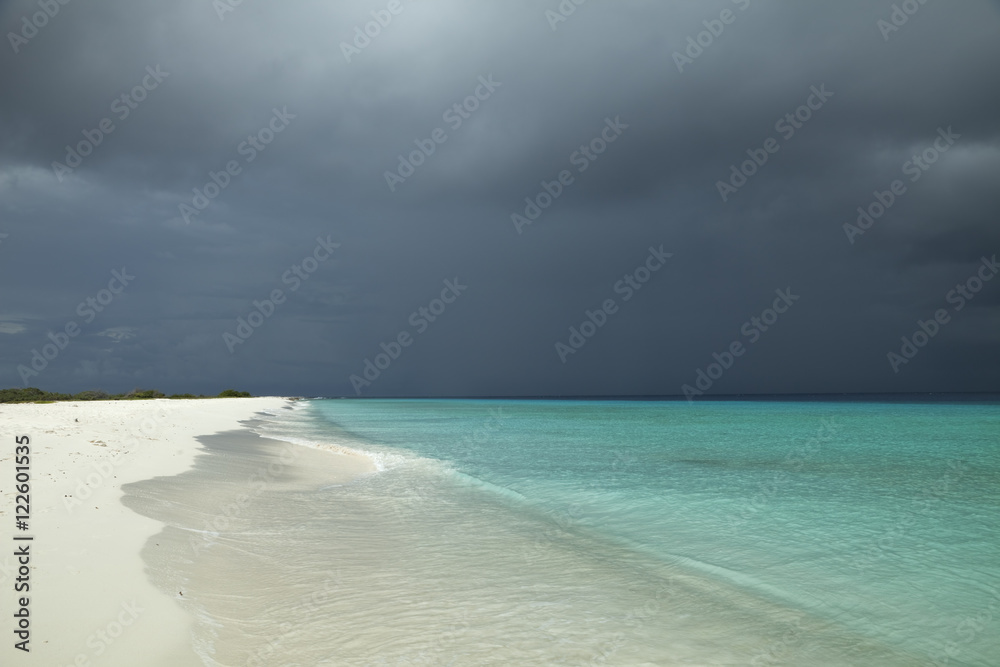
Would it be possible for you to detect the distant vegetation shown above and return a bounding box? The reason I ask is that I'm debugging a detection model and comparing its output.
[0,387,253,404]
[217,389,252,398]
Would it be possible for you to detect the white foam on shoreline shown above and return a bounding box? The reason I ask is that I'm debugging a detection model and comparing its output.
[247,404,411,473]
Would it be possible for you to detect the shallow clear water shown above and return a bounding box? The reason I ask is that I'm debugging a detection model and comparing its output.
[127,399,1000,665]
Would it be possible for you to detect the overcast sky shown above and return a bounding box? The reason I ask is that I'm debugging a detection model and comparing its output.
[1,0,998,398]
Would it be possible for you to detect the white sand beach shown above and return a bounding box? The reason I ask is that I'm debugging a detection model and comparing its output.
[0,397,290,666]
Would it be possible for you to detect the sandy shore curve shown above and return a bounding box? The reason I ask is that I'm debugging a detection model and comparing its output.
[0,397,289,666]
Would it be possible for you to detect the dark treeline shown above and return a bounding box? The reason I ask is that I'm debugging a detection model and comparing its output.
[0,388,252,403]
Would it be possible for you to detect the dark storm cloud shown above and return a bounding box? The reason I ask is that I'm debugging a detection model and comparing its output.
[0,0,998,396]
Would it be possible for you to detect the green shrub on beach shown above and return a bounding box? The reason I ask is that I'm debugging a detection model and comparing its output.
[125,388,166,399]
[217,389,252,398]
[74,390,110,401]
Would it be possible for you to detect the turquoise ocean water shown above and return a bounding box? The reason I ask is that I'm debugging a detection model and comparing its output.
[131,398,1000,665]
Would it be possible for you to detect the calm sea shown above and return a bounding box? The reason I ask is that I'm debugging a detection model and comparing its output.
[127,398,1000,666]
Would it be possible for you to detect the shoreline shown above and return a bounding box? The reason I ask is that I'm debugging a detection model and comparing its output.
[2,397,975,664]
[0,396,290,666]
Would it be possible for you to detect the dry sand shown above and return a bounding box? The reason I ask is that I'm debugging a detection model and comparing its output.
[0,397,290,666]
